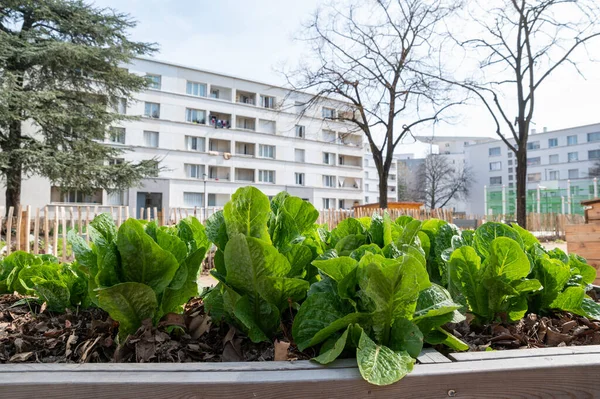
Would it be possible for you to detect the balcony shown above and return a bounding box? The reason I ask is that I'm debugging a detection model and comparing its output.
[339,177,362,190]
[236,90,256,105]
[236,116,256,131]
[338,154,362,167]
[210,85,232,101]
[259,119,276,134]
[235,142,255,157]
[338,132,362,147]
[209,112,232,129]
[208,138,231,154]
[235,168,255,183]
[208,166,230,181]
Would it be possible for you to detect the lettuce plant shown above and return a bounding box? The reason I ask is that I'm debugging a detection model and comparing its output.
[203,187,318,342]
[292,251,467,386]
[70,214,209,339]
[0,251,88,311]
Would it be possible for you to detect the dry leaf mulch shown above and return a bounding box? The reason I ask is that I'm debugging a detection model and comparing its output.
[0,295,309,364]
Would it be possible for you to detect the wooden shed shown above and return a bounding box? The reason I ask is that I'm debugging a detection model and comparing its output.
[354,201,423,211]
[566,198,600,285]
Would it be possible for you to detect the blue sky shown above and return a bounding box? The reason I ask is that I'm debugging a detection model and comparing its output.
[92,0,600,143]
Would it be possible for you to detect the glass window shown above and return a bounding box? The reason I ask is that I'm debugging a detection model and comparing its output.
[185,136,205,152]
[112,97,126,115]
[589,150,600,160]
[527,173,541,182]
[568,169,579,179]
[146,74,161,89]
[295,149,305,163]
[258,170,275,183]
[295,172,305,186]
[323,152,335,165]
[508,167,513,173]
[489,161,502,171]
[548,138,558,147]
[508,175,513,181]
[323,198,335,209]
[507,160,513,166]
[186,81,207,97]
[527,157,541,166]
[567,135,578,145]
[109,127,126,144]
[186,108,206,124]
[568,152,578,162]
[144,102,160,118]
[207,194,216,207]
[549,154,559,164]
[143,131,159,147]
[185,164,204,179]
[527,141,540,150]
[322,107,336,119]
[489,176,502,185]
[260,95,276,109]
[323,175,336,187]
[508,152,513,158]
[184,192,204,207]
[549,170,559,180]
[489,147,501,156]
[259,144,275,159]
[587,132,600,142]
[295,125,305,138]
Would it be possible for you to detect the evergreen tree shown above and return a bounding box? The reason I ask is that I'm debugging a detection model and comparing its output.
[0,0,158,209]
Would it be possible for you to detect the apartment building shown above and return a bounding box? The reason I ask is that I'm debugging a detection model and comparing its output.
[363,150,398,204]
[7,58,365,214]
[465,123,600,215]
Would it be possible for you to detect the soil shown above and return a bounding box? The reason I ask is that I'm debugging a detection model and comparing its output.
[0,295,312,364]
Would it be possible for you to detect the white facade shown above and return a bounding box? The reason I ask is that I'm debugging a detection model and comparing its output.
[465,123,600,215]
[7,58,365,214]
[363,151,398,204]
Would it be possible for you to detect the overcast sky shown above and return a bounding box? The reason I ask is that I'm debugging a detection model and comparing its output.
[92,0,600,149]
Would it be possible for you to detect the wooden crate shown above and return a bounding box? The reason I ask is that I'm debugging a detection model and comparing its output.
[566,223,600,284]
[582,199,600,223]
[2,346,600,398]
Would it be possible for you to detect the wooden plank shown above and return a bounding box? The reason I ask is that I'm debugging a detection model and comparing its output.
[43,206,49,254]
[53,206,59,257]
[1,354,600,399]
[15,205,22,252]
[77,206,82,235]
[416,348,451,364]
[5,206,13,256]
[449,345,600,362]
[61,207,67,262]
[24,205,31,253]
[33,208,40,255]
[566,223,600,234]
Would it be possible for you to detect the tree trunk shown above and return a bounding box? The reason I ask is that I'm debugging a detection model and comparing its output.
[378,169,389,209]
[516,147,527,228]
[4,120,22,214]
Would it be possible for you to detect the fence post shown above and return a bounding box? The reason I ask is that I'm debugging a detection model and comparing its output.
[5,207,13,255]
[15,205,22,252]
[43,206,49,254]
[33,208,40,255]
[53,206,59,257]
[24,205,31,253]
[567,180,572,214]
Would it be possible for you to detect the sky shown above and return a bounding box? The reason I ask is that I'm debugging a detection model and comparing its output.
[92,0,600,154]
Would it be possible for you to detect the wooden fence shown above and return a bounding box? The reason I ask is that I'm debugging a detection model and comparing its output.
[317,208,454,229]
[462,213,586,239]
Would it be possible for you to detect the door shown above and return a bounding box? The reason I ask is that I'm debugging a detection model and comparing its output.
[136,192,163,218]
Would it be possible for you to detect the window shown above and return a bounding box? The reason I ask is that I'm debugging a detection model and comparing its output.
[549,154,559,164]
[144,102,160,118]
[210,88,220,99]
[364,158,368,167]
[568,169,579,179]
[50,186,102,204]
[507,160,513,166]
[567,135,578,145]
[258,170,275,183]
[568,152,579,162]
[588,132,600,142]
[146,74,161,89]
[527,141,540,150]
[365,196,369,203]
[186,81,207,97]
[111,97,126,115]
[185,136,205,152]
[322,107,336,119]
[323,152,335,165]
[184,192,204,207]
[260,95,276,109]
[208,194,216,207]
[295,125,305,138]
[323,198,334,209]
[490,176,502,185]
[185,164,205,179]
[509,183,514,188]
[589,150,600,160]
[323,175,336,187]
[508,152,513,158]
[295,172,305,186]
[489,147,501,156]
[108,158,124,166]
[527,173,541,182]
[259,144,275,159]
[548,138,558,148]
[365,183,370,191]
[295,149,305,163]
[489,161,502,171]
[527,157,541,166]
[508,175,513,181]
[107,190,127,206]
[109,127,126,144]
[508,167,513,173]
[549,170,559,180]
[144,131,159,147]
[186,108,206,124]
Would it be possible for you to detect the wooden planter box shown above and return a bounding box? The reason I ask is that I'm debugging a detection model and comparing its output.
[2,346,600,399]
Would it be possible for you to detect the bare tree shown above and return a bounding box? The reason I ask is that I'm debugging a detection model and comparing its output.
[416,154,473,209]
[444,0,600,227]
[286,0,461,209]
